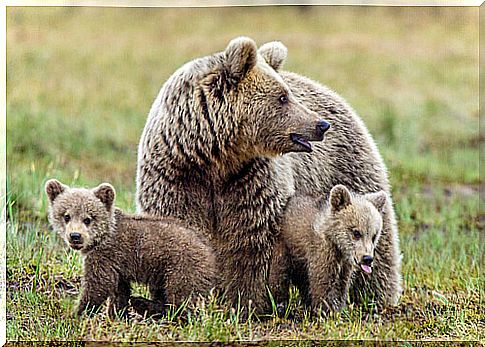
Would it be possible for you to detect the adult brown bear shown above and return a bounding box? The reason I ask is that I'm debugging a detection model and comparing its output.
[136,37,402,314]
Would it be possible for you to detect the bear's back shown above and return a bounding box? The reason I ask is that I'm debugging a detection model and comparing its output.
[281,71,389,197]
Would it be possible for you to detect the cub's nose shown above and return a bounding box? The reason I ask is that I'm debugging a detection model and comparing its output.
[316,120,331,139]
[70,232,82,244]
[362,255,373,265]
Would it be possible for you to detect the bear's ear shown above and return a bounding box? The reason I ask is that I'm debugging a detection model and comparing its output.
[93,183,116,210]
[329,185,352,213]
[225,36,258,83]
[258,41,288,71]
[45,179,68,203]
[365,190,389,214]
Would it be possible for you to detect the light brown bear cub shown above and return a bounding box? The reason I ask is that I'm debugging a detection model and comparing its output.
[45,179,217,317]
[274,185,388,314]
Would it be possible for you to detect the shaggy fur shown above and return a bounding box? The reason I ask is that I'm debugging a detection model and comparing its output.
[136,37,328,313]
[45,179,217,317]
[271,185,388,314]
[136,37,401,313]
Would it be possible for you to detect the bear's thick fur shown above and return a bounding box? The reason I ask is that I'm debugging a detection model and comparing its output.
[46,179,216,317]
[136,37,329,313]
[271,185,388,314]
[136,37,401,313]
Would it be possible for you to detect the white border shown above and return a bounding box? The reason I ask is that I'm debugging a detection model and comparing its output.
[2,0,485,7]
[1,1,482,345]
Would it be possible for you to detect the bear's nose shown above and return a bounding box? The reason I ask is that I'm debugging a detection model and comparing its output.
[362,255,373,265]
[70,232,82,244]
[316,120,331,138]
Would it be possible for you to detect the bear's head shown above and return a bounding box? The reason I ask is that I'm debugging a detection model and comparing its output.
[318,185,388,275]
[156,37,330,173]
[45,179,116,254]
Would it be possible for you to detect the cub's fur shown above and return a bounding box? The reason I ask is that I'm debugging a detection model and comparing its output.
[273,185,388,314]
[45,179,216,317]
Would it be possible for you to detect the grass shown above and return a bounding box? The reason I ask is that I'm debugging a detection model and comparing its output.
[6,6,482,342]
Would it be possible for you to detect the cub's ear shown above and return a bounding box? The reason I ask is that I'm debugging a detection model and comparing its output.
[258,41,287,71]
[330,185,352,213]
[45,179,68,203]
[225,36,257,83]
[365,190,389,214]
[93,183,116,210]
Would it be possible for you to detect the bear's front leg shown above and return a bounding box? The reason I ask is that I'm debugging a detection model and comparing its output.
[267,237,291,309]
[77,280,110,316]
[308,255,352,316]
[215,157,294,316]
[218,242,274,317]
[106,279,131,318]
[129,296,164,318]
[78,256,122,317]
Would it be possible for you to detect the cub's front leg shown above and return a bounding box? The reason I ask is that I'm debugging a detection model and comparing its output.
[78,257,127,318]
[307,251,353,315]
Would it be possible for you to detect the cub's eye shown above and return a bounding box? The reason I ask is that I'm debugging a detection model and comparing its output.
[63,214,71,223]
[83,217,91,226]
[279,95,289,104]
[352,229,362,240]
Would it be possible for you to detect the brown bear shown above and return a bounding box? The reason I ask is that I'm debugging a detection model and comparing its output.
[271,185,388,315]
[136,37,329,314]
[45,179,217,317]
[136,37,401,314]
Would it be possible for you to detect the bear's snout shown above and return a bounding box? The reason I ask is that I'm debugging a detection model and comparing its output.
[288,119,330,153]
[359,255,374,274]
[69,232,83,244]
[362,255,373,265]
[315,120,331,140]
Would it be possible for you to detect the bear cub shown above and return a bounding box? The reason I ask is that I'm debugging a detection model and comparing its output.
[279,185,388,314]
[45,179,217,318]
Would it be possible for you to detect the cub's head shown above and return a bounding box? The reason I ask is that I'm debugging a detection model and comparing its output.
[159,37,330,169]
[45,179,116,253]
[323,185,388,275]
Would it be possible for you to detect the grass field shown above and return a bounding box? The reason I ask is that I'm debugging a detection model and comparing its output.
[6,6,482,342]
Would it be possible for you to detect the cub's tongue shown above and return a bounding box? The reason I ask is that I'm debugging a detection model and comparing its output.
[361,264,372,274]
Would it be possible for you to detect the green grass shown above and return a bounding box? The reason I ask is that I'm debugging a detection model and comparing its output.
[6,6,482,342]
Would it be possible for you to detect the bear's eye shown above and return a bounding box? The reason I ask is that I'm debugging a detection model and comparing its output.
[279,95,289,104]
[63,214,71,223]
[83,217,91,226]
[352,229,362,240]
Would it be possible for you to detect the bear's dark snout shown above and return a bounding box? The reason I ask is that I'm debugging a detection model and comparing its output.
[315,120,331,140]
[70,232,82,244]
[362,255,373,265]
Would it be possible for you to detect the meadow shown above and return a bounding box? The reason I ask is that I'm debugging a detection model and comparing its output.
[6,6,482,342]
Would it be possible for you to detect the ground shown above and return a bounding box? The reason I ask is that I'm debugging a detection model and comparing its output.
[5,6,482,342]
